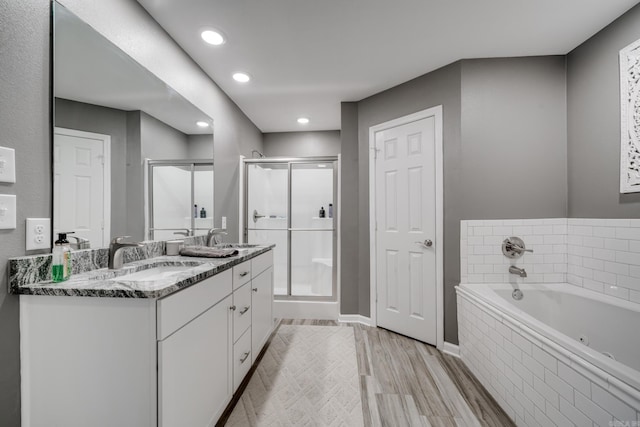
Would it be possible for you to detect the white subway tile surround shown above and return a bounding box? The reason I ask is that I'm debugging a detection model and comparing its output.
[460,218,640,303]
[458,217,640,426]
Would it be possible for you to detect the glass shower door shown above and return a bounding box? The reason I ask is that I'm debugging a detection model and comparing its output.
[148,160,214,240]
[290,162,335,297]
[245,158,337,300]
[246,163,289,295]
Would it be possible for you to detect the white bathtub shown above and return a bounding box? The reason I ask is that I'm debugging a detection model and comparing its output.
[457,282,640,426]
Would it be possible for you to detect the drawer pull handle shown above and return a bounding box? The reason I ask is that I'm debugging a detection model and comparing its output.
[239,352,250,363]
[239,306,250,315]
[252,287,258,292]
[239,271,249,277]
[229,305,237,311]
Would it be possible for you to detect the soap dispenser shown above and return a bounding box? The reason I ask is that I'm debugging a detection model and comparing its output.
[319,206,326,218]
[52,232,72,282]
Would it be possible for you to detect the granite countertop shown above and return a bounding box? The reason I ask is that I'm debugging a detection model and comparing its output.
[13,245,274,299]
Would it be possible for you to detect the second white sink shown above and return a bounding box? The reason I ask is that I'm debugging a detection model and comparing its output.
[111,265,196,282]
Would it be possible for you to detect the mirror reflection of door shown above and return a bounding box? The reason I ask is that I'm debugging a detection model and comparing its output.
[53,127,110,248]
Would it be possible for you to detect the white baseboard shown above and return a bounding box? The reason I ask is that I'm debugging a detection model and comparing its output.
[442,341,460,357]
[274,300,339,320]
[337,314,373,326]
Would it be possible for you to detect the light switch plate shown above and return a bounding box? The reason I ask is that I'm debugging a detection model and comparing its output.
[26,218,51,250]
[0,194,17,229]
[222,216,227,229]
[0,147,16,183]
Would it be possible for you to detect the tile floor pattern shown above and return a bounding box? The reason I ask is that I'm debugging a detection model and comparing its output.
[226,324,364,426]
[223,320,513,427]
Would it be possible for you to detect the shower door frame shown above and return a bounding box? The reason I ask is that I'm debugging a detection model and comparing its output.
[146,159,214,240]
[243,157,339,302]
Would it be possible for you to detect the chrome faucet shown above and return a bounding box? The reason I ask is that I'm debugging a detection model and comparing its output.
[173,229,191,237]
[509,265,527,278]
[108,236,143,269]
[69,235,90,250]
[207,228,227,246]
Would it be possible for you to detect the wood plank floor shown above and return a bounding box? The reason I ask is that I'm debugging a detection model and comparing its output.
[225,320,514,427]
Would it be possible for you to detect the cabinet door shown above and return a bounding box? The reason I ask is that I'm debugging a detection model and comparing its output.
[251,267,273,363]
[158,295,232,427]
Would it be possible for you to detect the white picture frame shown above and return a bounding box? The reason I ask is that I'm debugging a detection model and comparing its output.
[620,38,640,193]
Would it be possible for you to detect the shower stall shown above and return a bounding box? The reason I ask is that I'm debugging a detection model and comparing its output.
[146,159,214,241]
[243,157,338,301]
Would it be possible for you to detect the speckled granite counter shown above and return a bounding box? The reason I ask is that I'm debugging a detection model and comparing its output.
[10,245,274,299]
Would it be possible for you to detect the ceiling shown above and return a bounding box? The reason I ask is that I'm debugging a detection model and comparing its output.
[137,0,639,133]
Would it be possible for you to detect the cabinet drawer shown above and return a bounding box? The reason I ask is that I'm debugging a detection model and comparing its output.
[157,269,232,340]
[232,261,251,290]
[233,282,252,342]
[233,328,252,392]
[251,251,273,278]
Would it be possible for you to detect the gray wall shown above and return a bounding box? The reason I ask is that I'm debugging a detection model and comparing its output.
[140,112,188,160]
[263,131,341,157]
[346,62,463,342]
[567,3,640,218]
[54,98,129,237]
[460,56,568,220]
[343,57,568,344]
[188,134,214,159]
[0,1,51,424]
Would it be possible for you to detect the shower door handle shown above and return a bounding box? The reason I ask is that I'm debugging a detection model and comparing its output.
[253,209,266,223]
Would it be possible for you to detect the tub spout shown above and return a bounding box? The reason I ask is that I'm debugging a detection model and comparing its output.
[509,265,527,278]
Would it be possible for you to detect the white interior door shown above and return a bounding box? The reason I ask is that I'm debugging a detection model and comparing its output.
[372,108,442,345]
[54,127,110,247]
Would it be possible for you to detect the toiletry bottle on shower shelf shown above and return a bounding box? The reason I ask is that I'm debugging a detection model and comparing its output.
[328,203,333,218]
[200,207,206,218]
[194,204,198,218]
[52,232,72,282]
[319,206,325,218]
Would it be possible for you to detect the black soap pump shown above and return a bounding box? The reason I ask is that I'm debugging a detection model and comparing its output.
[319,206,325,218]
[200,207,206,218]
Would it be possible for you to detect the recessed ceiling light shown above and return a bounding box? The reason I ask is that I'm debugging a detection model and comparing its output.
[232,72,251,83]
[201,30,225,46]
[196,121,209,128]
[297,117,309,124]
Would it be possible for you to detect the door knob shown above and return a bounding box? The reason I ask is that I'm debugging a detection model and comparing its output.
[415,240,433,249]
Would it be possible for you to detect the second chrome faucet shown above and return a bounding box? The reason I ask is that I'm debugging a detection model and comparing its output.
[108,236,143,269]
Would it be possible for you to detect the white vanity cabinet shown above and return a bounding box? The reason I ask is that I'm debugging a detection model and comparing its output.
[20,250,274,427]
[157,269,233,427]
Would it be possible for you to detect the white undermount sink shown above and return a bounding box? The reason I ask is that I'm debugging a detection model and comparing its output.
[111,265,197,282]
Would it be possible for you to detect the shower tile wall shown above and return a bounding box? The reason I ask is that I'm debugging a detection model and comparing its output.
[460,218,640,303]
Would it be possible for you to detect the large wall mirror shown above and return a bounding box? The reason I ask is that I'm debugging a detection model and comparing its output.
[52,2,214,248]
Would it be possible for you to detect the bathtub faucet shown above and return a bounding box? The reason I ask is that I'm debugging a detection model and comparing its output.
[509,265,527,278]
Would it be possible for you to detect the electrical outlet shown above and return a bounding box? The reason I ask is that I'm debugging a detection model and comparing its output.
[0,147,16,183]
[221,216,227,229]
[0,195,16,229]
[26,218,51,250]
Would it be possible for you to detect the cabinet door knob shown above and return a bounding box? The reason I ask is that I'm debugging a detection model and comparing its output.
[252,287,258,292]
[239,306,250,315]
[239,352,250,363]
[229,305,237,311]
[239,271,249,277]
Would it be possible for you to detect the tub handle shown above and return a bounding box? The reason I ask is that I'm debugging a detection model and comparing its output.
[503,237,533,259]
